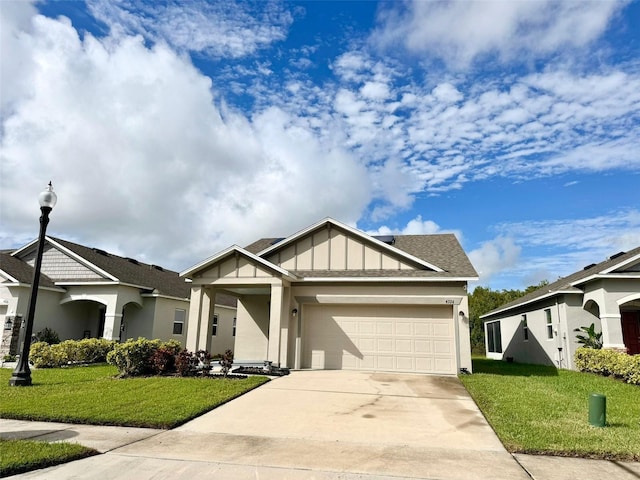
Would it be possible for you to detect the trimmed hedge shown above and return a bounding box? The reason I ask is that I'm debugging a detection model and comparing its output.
[574,347,640,385]
[30,338,116,368]
[106,337,182,377]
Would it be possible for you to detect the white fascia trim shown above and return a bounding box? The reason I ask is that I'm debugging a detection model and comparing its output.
[256,217,445,273]
[299,276,477,283]
[0,269,19,284]
[13,237,118,282]
[12,283,66,293]
[601,252,640,274]
[571,273,640,286]
[480,289,580,319]
[140,293,190,302]
[180,245,296,280]
[55,281,152,291]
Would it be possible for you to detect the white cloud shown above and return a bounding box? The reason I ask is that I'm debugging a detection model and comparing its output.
[373,0,627,68]
[87,0,293,58]
[367,215,461,239]
[468,236,521,283]
[0,10,368,270]
[477,209,640,288]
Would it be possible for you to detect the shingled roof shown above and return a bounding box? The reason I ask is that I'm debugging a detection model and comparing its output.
[0,252,58,289]
[245,233,477,278]
[7,238,239,307]
[482,246,640,318]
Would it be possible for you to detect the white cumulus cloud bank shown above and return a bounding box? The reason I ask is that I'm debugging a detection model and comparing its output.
[0,7,368,269]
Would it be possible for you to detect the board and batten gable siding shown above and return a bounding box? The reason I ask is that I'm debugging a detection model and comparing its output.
[199,256,277,279]
[22,245,105,281]
[266,227,417,271]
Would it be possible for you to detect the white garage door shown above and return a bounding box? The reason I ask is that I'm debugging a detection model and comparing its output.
[303,304,457,374]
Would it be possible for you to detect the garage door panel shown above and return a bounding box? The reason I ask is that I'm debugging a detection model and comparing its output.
[414,323,432,336]
[396,322,412,335]
[395,339,412,353]
[303,305,456,374]
[376,322,393,335]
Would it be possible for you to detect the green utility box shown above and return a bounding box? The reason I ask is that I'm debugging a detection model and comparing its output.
[588,393,606,427]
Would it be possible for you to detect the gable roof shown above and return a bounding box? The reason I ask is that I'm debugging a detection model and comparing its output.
[257,218,447,273]
[180,245,297,280]
[482,245,640,318]
[7,238,238,307]
[245,233,477,278]
[0,252,58,289]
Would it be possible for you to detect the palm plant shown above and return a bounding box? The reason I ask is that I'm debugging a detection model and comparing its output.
[574,323,603,349]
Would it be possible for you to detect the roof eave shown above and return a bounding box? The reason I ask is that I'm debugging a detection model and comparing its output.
[480,289,581,319]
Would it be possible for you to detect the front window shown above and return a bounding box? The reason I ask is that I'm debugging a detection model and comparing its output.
[486,321,502,353]
[212,314,218,336]
[173,309,186,335]
[545,309,553,339]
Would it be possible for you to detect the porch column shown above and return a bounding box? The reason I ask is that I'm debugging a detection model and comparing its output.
[102,312,122,341]
[197,288,214,352]
[601,313,626,351]
[186,286,206,351]
[267,283,284,365]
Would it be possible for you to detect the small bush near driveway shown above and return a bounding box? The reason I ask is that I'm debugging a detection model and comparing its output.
[460,358,640,461]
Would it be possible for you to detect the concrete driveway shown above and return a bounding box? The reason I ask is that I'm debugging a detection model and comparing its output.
[110,370,529,479]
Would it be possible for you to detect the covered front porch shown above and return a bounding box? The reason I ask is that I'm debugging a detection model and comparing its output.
[181,245,298,365]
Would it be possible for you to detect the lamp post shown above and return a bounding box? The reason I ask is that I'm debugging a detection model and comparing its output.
[9,182,57,386]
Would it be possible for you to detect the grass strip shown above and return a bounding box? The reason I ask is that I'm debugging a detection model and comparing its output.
[0,364,269,429]
[460,358,640,460]
[0,439,97,477]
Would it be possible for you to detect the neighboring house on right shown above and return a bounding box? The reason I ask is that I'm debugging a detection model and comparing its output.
[481,247,640,370]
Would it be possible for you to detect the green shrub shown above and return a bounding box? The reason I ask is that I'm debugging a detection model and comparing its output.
[35,327,61,345]
[575,347,640,385]
[30,342,59,368]
[29,338,117,367]
[75,338,116,363]
[106,337,168,376]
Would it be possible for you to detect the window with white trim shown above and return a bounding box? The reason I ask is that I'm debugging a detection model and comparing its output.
[486,321,502,353]
[212,314,218,336]
[522,314,528,341]
[173,309,186,335]
[545,309,553,339]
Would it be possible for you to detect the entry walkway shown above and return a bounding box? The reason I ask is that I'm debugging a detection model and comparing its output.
[2,371,640,479]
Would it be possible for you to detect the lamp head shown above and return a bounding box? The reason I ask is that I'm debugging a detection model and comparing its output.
[38,182,57,209]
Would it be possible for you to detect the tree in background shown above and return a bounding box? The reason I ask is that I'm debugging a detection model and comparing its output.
[469,281,549,354]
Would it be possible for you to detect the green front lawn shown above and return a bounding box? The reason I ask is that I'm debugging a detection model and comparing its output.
[460,358,640,460]
[0,364,269,428]
[0,439,96,477]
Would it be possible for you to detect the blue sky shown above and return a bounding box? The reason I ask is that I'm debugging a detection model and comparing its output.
[1,0,640,290]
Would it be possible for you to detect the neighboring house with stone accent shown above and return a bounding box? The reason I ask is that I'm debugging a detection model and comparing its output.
[481,247,640,369]
[0,237,236,358]
[181,217,477,375]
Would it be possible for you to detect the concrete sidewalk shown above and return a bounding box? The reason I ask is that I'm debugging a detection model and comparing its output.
[2,371,640,479]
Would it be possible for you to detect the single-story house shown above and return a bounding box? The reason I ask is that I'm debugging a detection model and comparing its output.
[0,237,236,357]
[481,247,640,369]
[180,218,478,375]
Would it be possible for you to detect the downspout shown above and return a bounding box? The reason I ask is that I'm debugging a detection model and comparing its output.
[555,299,565,369]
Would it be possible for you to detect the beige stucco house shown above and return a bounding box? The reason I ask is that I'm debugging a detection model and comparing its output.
[0,237,235,357]
[481,247,640,369]
[181,218,478,375]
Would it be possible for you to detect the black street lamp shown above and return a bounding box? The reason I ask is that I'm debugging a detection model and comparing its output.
[9,182,57,386]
